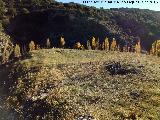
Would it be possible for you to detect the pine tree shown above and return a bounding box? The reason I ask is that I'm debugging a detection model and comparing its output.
[14,44,21,58]
[0,32,13,64]
[59,37,65,48]
[46,38,51,48]
[151,40,158,55]
[36,44,40,50]
[104,37,109,50]
[74,42,81,49]
[101,42,105,50]
[149,48,152,55]
[29,41,35,51]
[0,0,5,19]
[156,40,160,56]
[111,38,117,51]
[91,37,96,50]
[95,38,100,50]
[135,41,141,53]
[80,45,85,50]
[87,40,91,50]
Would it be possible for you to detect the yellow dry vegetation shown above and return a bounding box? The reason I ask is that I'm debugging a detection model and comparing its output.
[135,41,141,53]
[60,37,65,48]
[29,41,36,51]
[74,42,81,49]
[46,38,51,48]
[91,37,96,50]
[102,37,109,50]
[150,40,160,56]
[14,44,21,58]
[111,38,117,51]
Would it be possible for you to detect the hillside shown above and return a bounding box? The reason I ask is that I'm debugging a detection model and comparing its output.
[0,1,160,119]
[0,49,159,119]
[0,0,160,51]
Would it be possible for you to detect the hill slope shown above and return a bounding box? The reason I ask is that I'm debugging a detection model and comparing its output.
[0,49,160,119]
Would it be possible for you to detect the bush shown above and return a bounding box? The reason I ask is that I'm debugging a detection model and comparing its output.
[29,41,36,51]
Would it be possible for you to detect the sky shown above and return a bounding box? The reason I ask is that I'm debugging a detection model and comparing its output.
[56,0,160,11]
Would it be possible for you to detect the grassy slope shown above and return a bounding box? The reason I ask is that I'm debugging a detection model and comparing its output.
[2,48,160,120]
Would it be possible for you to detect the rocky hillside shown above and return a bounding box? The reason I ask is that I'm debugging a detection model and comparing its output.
[0,0,160,51]
[0,48,160,119]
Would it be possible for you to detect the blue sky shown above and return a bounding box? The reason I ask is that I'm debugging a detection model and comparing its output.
[56,0,160,11]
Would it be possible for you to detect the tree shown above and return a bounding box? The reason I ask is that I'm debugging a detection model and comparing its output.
[30,0,53,6]
[101,42,104,50]
[30,0,43,6]
[111,38,117,51]
[91,37,96,50]
[21,8,30,14]
[59,36,65,48]
[80,45,85,50]
[14,44,21,58]
[151,40,157,55]
[36,44,40,50]
[0,32,13,64]
[46,38,51,48]
[0,0,5,19]
[0,21,3,31]
[29,41,35,51]
[74,42,81,49]
[102,37,109,50]
[156,41,160,57]
[7,0,17,17]
[87,40,91,50]
[150,40,160,56]
[95,38,100,50]
[135,41,141,53]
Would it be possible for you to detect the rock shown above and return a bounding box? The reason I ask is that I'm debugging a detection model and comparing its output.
[130,90,141,100]
[76,115,95,120]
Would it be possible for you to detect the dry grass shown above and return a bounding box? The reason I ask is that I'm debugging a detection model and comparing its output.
[1,48,160,120]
